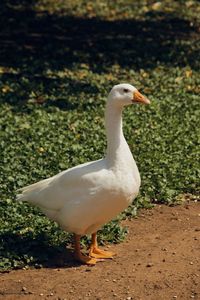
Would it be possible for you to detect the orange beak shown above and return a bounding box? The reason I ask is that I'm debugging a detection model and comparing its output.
[132,90,150,105]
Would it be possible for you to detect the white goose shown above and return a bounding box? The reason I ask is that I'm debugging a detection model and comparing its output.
[17,83,150,265]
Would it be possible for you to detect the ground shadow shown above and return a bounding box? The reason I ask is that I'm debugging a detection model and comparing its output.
[0,0,199,73]
[0,231,82,270]
[0,1,199,109]
[0,74,98,112]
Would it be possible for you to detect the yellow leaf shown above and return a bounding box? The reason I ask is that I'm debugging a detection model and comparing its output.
[151,2,162,11]
[0,67,5,74]
[185,70,192,78]
[2,85,11,93]
[38,147,45,153]
[175,77,182,84]
[186,85,193,91]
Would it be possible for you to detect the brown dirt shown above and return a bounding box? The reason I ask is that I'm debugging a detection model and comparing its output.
[0,202,200,300]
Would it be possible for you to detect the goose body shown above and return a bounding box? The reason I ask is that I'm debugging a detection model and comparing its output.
[18,148,140,236]
[17,83,150,264]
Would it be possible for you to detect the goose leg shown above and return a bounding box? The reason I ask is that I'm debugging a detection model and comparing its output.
[74,234,97,265]
[89,232,116,259]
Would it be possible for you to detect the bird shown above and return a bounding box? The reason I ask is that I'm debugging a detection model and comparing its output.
[16,83,150,265]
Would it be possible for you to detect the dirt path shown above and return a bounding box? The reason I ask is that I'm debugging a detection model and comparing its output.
[0,202,200,300]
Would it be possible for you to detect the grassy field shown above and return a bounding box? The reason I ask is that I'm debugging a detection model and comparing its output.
[0,0,200,271]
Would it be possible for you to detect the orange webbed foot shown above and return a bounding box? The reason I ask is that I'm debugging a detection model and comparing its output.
[89,247,115,259]
[74,253,97,265]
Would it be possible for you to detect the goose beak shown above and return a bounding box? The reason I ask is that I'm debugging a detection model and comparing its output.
[132,90,150,105]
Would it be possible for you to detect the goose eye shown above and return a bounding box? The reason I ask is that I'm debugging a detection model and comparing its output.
[123,89,129,93]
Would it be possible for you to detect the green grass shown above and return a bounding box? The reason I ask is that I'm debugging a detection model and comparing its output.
[0,0,200,271]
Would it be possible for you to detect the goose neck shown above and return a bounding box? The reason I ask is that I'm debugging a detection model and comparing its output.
[105,102,127,165]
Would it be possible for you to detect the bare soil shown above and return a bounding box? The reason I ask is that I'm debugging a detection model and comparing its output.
[0,202,200,300]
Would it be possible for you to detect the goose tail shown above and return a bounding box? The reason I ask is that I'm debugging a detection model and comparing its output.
[15,177,53,203]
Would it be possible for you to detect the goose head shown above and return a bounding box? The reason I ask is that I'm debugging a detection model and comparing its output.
[108,83,150,107]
